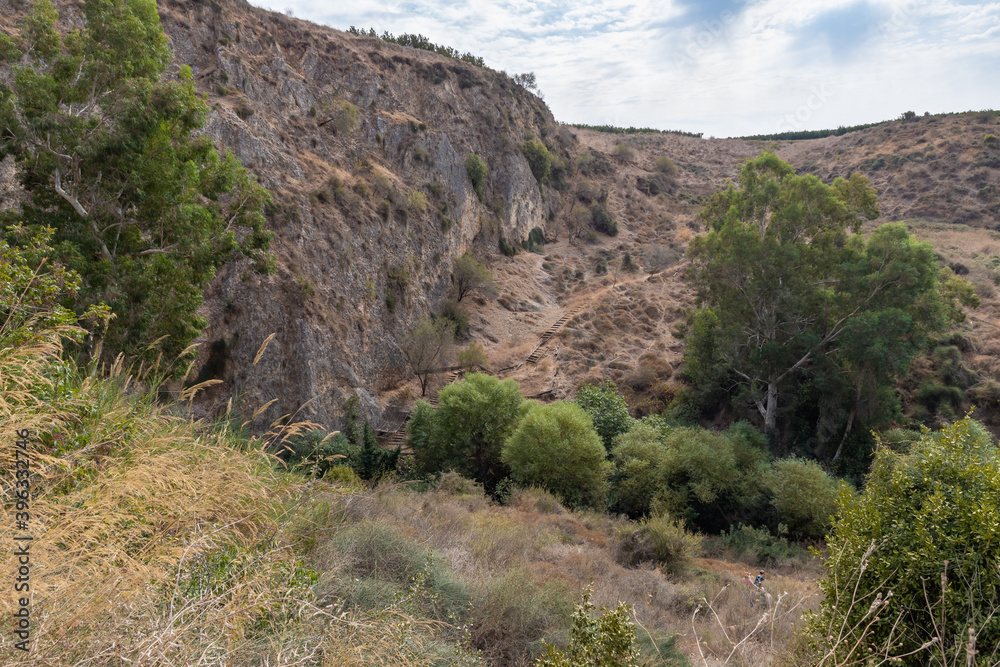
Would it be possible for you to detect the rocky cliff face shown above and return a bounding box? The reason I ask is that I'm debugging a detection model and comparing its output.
[149,0,564,427]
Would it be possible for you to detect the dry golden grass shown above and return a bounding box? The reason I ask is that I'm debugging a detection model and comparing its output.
[0,328,466,665]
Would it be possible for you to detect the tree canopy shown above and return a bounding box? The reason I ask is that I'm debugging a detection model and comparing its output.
[0,0,273,362]
[408,372,523,491]
[685,153,976,452]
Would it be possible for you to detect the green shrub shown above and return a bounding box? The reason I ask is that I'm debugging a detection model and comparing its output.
[458,341,489,370]
[809,418,1000,665]
[323,465,363,489]
[590,203,617,236]
[502,401,609,509]
[406,190,429,214]
[575,148,612,176]
[522,139,552,184]
[499,236,518,257]
[281,429,357,479]
[465,153,488,202]
[613,512,701,573]
[409,373,524,491]
[326,100,359,135]
[575,381,633,450]
[613,143,636,162]
[611,421,769,529]
[655,156,677,175]
[440,299,470,337]
[354,422,400,481]
[765,457,842,539]
[718,523,800,567]
[527,226,547,247]
[608,423,672,518]
[536,586,641,667]
[453,253,496,302]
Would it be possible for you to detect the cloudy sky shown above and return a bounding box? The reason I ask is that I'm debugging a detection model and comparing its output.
[253,0,1000,138]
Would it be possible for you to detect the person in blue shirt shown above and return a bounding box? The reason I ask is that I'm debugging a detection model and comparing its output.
[753,570,765,589]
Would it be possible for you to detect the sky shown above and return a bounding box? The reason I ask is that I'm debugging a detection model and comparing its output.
[252,0,1000,138]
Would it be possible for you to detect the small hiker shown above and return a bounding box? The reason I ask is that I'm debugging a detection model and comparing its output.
[753,570,765,589]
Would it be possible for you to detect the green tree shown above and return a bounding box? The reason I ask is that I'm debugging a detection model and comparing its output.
[408,372,523,490]
[610,422,771,531]
[1,223,110,345]
[575,381,633,450]
[354,421,399,481]
[502,401,608,509]
[808,417,1000,665]
[452,252,496,302]
[0,0,273,362]
[764,457,842,539]
[403,317,455,396]
[687,153,970,437]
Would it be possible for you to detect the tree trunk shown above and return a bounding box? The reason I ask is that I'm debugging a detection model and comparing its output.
[833,378,864,461]
[764,381,778,432]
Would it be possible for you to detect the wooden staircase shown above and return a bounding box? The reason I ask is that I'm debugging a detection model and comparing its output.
[525,306,582,365]
[378,370,464,450]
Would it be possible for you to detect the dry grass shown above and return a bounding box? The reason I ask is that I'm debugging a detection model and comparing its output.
[0,329,468,665]
[0,324,821,666]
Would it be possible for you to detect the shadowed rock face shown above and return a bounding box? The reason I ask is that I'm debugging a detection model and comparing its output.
[142,0,558,428]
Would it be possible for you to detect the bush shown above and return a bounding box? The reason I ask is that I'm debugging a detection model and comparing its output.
[717,524,801,567]
[436,471,485,497]
[614,512,701,573]
[465,153,488,202]
[613,143,636,162]
[453,252,496,301]
[522,139,553,184]
[458,341,489,370]
[655,156,677,175]
[499,236,518,257]
[281,429,357,479]
[439,300,470,338]
[590,203,617,236]
[527,226,547,247]
[576,381,633,450]
[611,420,771,529]
[536,586,641,667]
[409,373,523,491]
[608,423,671,518]
[765,457,842,539]
[502,401,609,509]
[808,418,1000,665]
[575,148,613,176]
[406,190,428,214]
[327,100,359,134]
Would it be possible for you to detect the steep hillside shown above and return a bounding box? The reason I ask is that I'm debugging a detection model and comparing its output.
[3,0,999,434]
[153,0,568,426]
